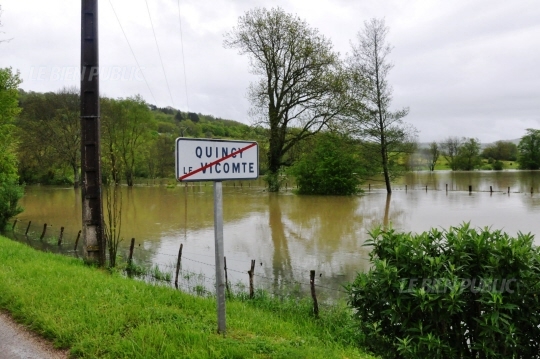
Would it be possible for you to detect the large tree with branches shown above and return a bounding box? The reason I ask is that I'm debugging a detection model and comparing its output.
[224,7,346,191]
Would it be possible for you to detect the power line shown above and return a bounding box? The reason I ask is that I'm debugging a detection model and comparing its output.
[177,0,190,112]
[144,0,175,107]
[107,0,158,106]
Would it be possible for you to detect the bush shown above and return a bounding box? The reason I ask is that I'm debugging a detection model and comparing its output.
[492,160,504,170]
[347,223,540,359]
[290,133,363,195]
[0,181,23,229]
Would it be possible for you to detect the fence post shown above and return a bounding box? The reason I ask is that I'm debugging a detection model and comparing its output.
[446,184,448,192]
[57,227,64,246]
[74,230,82,251]
[490,186,493,194]
[174,243,183,289]
[368,183,371,192]
[508,186,510,195]
[405,185,407,192]
[531,187,534,195]
[425,185,428,192]
[40,223,47,240]
[224,256,230,296]
[25,221,32,236]
[248,259,255,299]
[12,219,17,231]
[128,238,135,265]
[310,270,319,317]
[469,185,472,194]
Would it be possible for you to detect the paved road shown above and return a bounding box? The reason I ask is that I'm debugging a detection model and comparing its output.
[0,312,67,359]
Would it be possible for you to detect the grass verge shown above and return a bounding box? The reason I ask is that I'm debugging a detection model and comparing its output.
[0,235,373,359]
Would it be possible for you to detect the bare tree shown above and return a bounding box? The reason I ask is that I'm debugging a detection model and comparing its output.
[0,6,12,43]
[224,7,346,191]
[345,18,416,193]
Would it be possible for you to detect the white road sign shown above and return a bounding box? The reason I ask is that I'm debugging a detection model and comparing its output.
[175,138,259,182]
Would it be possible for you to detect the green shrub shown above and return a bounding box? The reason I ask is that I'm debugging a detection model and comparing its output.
[492,160,504,171]
[0,181,23,229]
[290,133,363,195]
[347,223,540,359]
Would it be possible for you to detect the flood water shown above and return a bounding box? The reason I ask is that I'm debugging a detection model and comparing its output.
[10,170,540,300]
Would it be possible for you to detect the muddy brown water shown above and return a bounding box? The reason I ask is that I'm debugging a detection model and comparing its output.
[10,170,540,300]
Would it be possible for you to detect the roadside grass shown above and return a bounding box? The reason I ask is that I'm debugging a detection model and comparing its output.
[0,236,373,359]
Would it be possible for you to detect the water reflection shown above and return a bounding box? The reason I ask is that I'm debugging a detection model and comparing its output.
[10,171,540,299]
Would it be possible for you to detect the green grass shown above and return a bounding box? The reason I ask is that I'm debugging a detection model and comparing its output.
[0,236,374,359]
[433,158,517,171]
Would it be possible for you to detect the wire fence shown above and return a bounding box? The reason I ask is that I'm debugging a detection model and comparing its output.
[5,218,362,307]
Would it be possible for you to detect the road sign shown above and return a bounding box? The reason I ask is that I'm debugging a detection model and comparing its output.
[174,137,259,334]
[175,138,259,182]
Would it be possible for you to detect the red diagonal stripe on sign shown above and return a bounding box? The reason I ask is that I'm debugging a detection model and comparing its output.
[178,142,257,181]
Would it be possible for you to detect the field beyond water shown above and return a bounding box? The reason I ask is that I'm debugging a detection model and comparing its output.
[0,235,373,359]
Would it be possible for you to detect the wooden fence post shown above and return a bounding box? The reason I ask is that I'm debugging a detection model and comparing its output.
[425,185,428,192]
[469,185,472,194]
[40,223,47,240]
[310,270,319,317]
[490,186,493,194]
[57,227,64,246]
[174,243,183,289]
[12,219,17,231]
[368,183,371,192]
[508,186,510,195]
[224,256,230,296]
[25,221,32,236]
[128,238,135,265]
[248,259,255,299]
[74,230,82,251]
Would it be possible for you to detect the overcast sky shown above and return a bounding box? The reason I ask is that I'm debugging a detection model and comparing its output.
[1,0,539,142]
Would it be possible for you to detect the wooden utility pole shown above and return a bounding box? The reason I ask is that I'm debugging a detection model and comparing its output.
[81,0,105,266]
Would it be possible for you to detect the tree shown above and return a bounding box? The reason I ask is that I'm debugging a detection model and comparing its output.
[0,67,23,228]
[482,141,518,161]
[224,7,346,191]
[517,129,540,170]
[455,138,482,171]
[16,88,81,186]
[117,96,155,186]
[187,112,199,123]
[290,133,364,195]
[440,136,462,170]
[427,142,439,171]
[345,18,416,194]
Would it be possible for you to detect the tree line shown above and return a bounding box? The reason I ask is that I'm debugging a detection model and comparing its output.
[15,88,267,187]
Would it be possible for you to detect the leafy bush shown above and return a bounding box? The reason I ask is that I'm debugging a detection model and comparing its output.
[290,133,363,195]
[347,223,540,359]
[0,182,23,229]
[492,160,504,171]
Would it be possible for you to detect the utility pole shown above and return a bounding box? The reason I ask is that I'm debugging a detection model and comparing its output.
[80,0,105,266]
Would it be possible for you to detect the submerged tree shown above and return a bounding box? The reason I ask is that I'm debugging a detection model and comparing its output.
[224,7,346,191]
[290,132,364,195]
[345,18,416,194]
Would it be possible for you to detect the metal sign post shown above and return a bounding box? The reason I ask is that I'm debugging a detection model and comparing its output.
[175,138,259,334]
[213,181,226,333]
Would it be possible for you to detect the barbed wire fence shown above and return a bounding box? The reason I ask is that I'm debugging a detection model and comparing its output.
[5,218,367,314]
